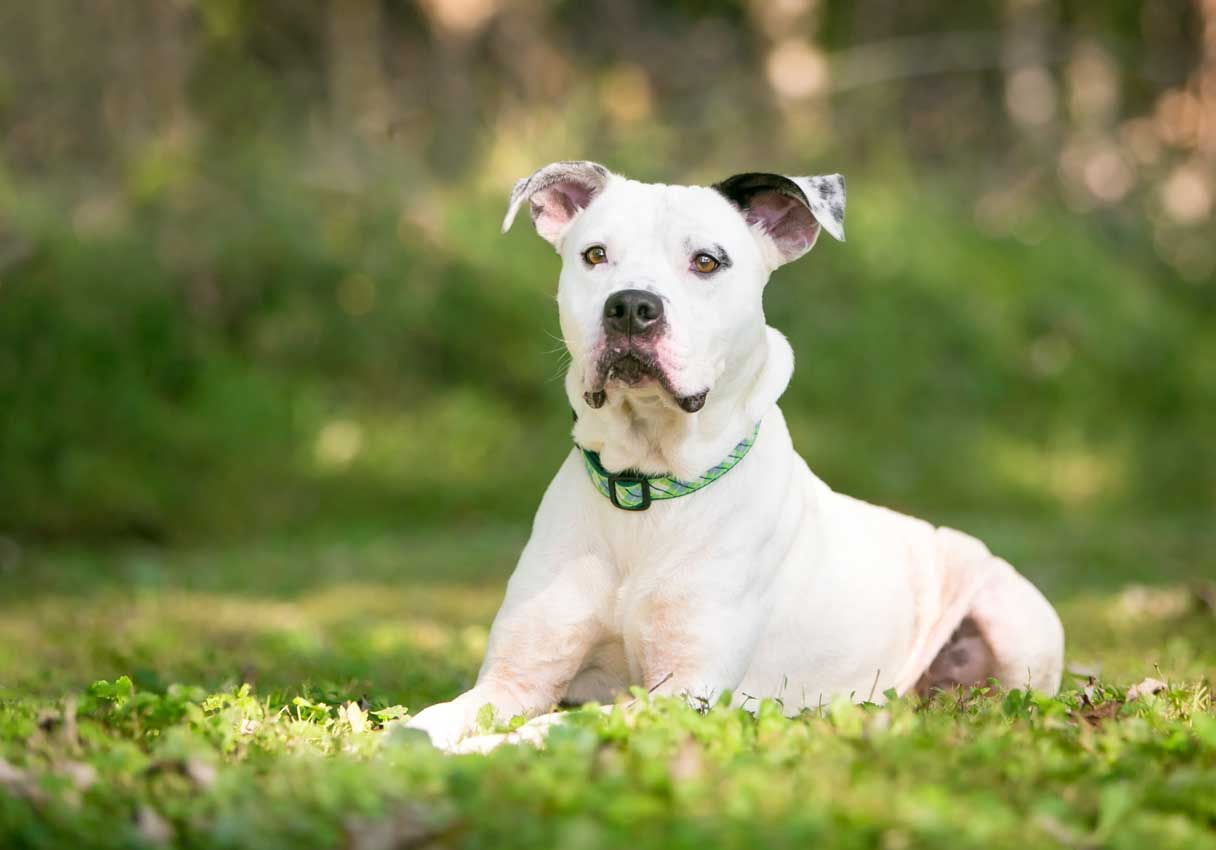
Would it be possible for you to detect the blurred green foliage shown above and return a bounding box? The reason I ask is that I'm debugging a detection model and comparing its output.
[1,155,1213,540]
[0,0,1213,542]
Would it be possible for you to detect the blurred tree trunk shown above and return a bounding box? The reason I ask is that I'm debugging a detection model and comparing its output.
[425,37,477,178]
[101,1,143,156]
[1201,0,1216,159]
[148,0,194,143]
[327,0,393,139]
[415,0,501,178]
[101,0,194,155]
[1002,0,1059,139]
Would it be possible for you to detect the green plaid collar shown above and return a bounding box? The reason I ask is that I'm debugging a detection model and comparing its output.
[578,423,760,511]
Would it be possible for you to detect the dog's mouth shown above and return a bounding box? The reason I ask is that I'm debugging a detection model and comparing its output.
[584,351,708,413]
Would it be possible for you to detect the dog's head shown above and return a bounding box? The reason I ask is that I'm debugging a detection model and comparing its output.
[503,161,844,413]
[502,161,845,473]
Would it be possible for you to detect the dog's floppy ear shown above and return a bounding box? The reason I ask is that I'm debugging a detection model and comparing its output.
[501,160,614,246]
[713,172,845,267]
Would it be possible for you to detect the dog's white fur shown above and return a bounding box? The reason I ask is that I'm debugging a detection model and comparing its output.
[406,163,1064,751]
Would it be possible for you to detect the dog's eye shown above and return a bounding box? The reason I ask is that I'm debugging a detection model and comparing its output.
[583,245,608,266]
[692,253,720,274]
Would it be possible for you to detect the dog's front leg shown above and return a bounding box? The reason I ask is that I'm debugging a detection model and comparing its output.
[406,549,611,750]
[630,582,770,712]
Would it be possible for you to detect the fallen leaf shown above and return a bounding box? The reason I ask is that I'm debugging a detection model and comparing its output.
[346,803,448,850]
[61,761,97,791]
[1191,582,1216,616]
[865,710,892,739]
[1034,812,1089,848]
[136,806,173,845]
[0,757,45,802]
[670,736,704,782]
[0,758,26,786]
[1126,677,1167,701]
[1081,678,1097,707]
[184,757,217,789]
[1078,700,1122,726]
[344,700,367,735]
[1117,585,1191,621]
[61,696,78,749]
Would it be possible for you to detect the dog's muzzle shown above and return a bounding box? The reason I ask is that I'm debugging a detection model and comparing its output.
[583,289,707,413]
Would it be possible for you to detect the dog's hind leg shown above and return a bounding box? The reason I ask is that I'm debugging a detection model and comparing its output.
[916,528,1065,697]
[913,616,997,697]
[963,554,1065,694]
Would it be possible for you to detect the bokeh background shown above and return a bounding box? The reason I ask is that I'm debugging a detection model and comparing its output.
[2,9,1215,846]
[1,1,1213,574]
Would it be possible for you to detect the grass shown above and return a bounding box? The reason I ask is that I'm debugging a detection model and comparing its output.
[1,516,1214,849]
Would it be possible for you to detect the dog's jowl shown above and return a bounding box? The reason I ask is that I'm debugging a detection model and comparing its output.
[406,161,1064,751]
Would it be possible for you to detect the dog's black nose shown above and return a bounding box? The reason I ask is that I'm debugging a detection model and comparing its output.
[603,289,664,336]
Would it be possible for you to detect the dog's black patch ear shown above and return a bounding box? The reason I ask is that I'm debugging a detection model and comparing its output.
[502,161,614,246]
[713,172,845,267]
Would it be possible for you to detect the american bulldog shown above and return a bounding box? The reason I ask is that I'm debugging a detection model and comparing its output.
[405,162,1064,752]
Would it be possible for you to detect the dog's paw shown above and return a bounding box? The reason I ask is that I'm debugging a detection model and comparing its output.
[449,710,567,754]
[451,732,512,755]
[404,700,478,752]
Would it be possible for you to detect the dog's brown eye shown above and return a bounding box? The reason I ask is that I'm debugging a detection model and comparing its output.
[583,245,607,266]
[693,253,720,274]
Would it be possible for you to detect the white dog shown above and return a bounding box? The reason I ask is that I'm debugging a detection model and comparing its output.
[407,162,1064,751]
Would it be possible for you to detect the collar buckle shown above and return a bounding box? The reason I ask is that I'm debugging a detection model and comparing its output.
[606,472,652,511]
